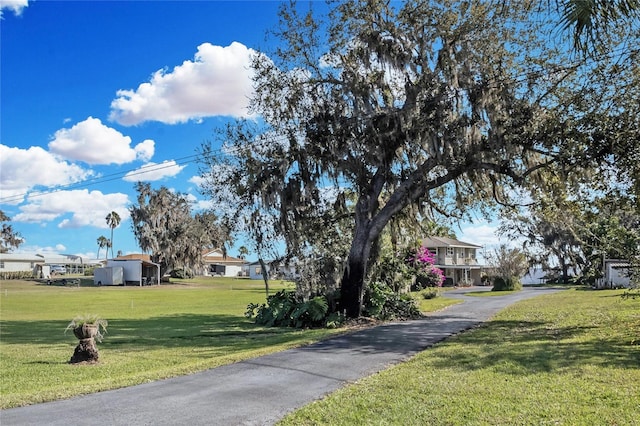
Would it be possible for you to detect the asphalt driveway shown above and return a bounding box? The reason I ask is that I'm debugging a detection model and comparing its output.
[1,286,564,426]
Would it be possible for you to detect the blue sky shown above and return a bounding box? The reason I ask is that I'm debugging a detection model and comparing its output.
[1,0,502,260]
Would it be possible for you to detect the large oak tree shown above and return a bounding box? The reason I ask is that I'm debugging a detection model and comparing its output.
[200,0,636,317]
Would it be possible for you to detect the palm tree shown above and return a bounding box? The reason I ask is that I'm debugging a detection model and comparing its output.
[105,211,121,259]
[105,239,112,260]
[97,236,108,259]
[238,246,249,259]
[559,0,639,50]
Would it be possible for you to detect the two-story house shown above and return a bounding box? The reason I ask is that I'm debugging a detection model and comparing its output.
[422,237,484,286]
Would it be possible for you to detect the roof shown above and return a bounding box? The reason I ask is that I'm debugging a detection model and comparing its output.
[109,258,159,268]
[202,249,247,265]
[115,253,152,261]
[422,236,482,249]
[0,253,43,262]
[1,252,96,265]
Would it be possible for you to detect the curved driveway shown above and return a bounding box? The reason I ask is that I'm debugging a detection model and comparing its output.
[1,287,563,426]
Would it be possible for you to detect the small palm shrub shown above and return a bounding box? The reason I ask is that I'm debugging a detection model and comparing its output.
[65,314,109,342]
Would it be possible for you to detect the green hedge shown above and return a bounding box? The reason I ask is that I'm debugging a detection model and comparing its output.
[492,276,523,291]
[0,271,35,280]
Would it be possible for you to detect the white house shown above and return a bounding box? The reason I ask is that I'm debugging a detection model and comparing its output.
[0,253,43,277]
[248,260,298,281]
[422,237,484,286]
[0,252,101,278]
[201,249,248,277]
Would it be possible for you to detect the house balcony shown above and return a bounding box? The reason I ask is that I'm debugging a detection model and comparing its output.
[439,257,479,266]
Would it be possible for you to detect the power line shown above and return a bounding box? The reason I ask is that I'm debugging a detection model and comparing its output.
[0,151,225,204]
[2,42,636,205]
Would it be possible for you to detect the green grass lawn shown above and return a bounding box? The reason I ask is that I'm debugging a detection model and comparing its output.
[279,289,640,425]
[0,278,458,409]
[0,277,329,408]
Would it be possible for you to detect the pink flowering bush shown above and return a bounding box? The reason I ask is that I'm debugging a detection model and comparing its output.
[405,246,445,289]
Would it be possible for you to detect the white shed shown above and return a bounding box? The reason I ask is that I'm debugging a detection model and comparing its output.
[106,259,160,286]
[603,259,633,289]
[93,266,125,285]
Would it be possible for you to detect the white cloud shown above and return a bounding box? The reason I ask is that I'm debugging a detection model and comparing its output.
[192,199,214,211]
[188,175,206,187]
[458,220,525,261]
[16,244,67,254]
[0,144,92,205]
[110,42,255,125]
[48,117,155,165]
[458,222,503,248]
[13,190,130,229]
[0,0,28,17]
[122,160,186,182]
[185,192,213,211]
[134,140,155,162]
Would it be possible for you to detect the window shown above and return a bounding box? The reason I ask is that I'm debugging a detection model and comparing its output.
[255,267,262,275]
[446,247,454,256]
[0,261,4,269]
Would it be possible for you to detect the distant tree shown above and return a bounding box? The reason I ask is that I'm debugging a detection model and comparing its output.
[0,210,24,253]
[96,235,109,260]
[486,245,529,291]
[576,192,640,284]
[0,211,23,253]
[129,182,231,277]
[105,239,112,260]
[238,246,250,259]
[105,211,121,259]
[500,193,584,284]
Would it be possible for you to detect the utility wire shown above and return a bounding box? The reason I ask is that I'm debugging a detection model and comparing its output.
[1,43,636,205]
[0,151,225,204]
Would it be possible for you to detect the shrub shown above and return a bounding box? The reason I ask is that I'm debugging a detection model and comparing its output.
[421,287,440,299]
[170,268,193,279]
[362,281,421,320]
[369,252,414,293]
[0,271,34,280]
[492,276,523,291]
[245,290,330,328]
[406,246,445,290]
[412,268,445,291]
